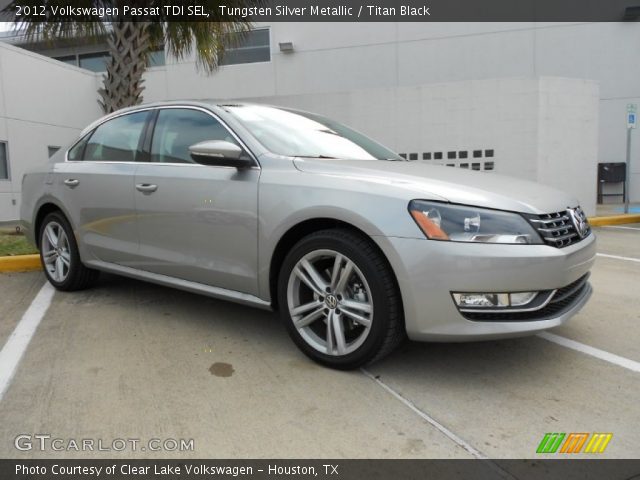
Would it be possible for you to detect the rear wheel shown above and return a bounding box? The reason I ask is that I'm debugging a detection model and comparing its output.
[39,212,99,291]
[278,229,404,369]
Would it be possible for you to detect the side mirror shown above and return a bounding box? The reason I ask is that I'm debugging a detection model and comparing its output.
[188,140,253,168]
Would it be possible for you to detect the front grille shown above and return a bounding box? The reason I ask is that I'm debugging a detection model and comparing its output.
[524,207,591,248]
[462,274,590,322]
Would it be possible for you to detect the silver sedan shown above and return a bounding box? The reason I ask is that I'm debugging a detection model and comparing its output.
[20,102,595,369]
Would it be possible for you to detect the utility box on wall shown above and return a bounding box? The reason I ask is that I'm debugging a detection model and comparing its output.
[597,162,626,204]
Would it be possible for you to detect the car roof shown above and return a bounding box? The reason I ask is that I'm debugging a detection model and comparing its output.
[79,100,309,136]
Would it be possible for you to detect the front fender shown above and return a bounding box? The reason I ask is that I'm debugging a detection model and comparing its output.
[256,173,422,301]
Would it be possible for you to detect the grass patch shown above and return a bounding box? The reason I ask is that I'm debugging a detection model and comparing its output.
[0,228,38,256]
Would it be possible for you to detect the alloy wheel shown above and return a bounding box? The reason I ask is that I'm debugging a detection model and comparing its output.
[41,221,71,282]
[286,249,374,356]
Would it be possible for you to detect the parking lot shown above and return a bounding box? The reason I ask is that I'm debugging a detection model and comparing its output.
[0,225,638,460]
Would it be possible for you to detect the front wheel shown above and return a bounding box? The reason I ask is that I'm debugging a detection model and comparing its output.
[278,229,404,370]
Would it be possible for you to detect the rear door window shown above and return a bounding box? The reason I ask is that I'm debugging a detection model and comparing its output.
[67,134,90,161]
[82,111,149,162]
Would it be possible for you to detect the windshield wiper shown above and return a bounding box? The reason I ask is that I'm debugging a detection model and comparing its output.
[296,155,338,159]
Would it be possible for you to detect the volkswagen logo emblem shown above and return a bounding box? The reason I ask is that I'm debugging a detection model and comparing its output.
[325,294,338,309]
[567,207,590,239]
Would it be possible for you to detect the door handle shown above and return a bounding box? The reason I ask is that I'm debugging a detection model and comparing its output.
[136,183,158,193]
[63,179,79,187]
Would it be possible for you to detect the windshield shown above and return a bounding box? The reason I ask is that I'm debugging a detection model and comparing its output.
[223,105,403,160]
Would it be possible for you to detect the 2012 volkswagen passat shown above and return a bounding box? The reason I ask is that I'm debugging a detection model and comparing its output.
[21,102,595,369]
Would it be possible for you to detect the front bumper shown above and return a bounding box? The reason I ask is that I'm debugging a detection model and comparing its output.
[374,233,596,341]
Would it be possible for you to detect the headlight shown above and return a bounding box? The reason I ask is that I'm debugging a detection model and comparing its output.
[408,200,543,244]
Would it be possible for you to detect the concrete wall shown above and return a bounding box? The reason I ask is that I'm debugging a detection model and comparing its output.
[2,22,632,220]
[0,42,102,220]
[536,78,600,214]
[142,22,639,204]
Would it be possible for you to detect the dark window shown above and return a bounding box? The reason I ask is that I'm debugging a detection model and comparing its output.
[434,152,443,160]
[151,109,239,164]
[53,55,78,67]
[485,149,495,158]
[83,111,149,162]
[148,49,165,67]
[79,52,110,72]
[48,146,61,158]
[484,161,495,171]
[409,153,418,161]
[460,163,469,169]
[399,153,407,159]
[446,164,455,167]
[220,28,270,66]
[423,152,431,160]
[70,50,163,71]
[459,151,468,159]
[0,142,8,180]
[472,163,481,170]
[447,151,456,159]
[473,150,483,158]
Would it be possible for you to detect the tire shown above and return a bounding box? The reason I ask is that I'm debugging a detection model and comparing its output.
[39,211,99,291]
[278,229,405,370]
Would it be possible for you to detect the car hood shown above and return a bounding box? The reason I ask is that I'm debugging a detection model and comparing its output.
[293,159,578,214]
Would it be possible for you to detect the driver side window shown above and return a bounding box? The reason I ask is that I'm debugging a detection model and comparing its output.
[150,109,240,163]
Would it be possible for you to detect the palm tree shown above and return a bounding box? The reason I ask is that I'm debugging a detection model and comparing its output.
[2,1,261,113]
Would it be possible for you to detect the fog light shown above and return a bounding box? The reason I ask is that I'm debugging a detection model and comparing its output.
[452,293,509,308]
[509,292,537,306]
[452,291,538,309]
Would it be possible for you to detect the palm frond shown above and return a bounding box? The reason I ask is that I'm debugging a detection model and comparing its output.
[158,0,265,73]
[1,0,263,109]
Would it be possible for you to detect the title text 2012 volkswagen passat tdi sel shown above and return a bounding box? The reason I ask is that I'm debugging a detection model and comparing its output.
[21,102,595,369]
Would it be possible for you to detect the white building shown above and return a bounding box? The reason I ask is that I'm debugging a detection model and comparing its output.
[1,22,639,221]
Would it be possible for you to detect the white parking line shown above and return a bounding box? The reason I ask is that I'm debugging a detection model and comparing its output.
[360,368,488,459]
[0,283,55,402]
[601,225,640,231]
[361,369,516,478]
[538,332,640,373]
[596,253,640,263]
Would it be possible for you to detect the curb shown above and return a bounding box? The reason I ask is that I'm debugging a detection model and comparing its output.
[0,254,41,273]
[588,214,640,227]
